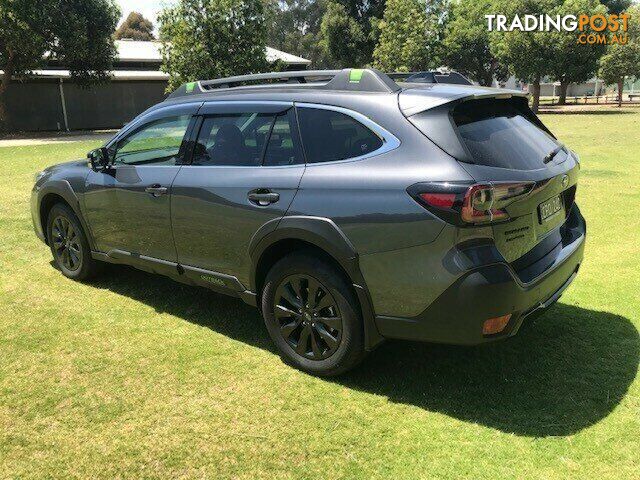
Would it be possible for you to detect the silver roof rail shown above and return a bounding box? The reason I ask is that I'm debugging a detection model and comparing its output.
[167,68,401,99]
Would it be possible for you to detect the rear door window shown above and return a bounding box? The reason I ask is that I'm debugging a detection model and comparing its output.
[192,112,272,166]
[297,107,383,164]
[192,108,303,166]
[263,109,304,166]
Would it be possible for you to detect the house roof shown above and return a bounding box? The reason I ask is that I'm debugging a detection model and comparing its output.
[265,47,311,65]
[1,41,311,81]
[114,40,311,65]
[3,69,170,80]
[115,40,162,62]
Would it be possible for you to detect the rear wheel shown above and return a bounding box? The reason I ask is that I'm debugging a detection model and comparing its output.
[261,252,365,376]
[47,203,100,281]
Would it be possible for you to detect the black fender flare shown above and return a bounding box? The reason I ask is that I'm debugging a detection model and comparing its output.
[249,215,384,350]
[37,180,97,251]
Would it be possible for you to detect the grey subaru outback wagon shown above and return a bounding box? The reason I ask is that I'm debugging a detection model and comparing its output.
[31,69,585,376]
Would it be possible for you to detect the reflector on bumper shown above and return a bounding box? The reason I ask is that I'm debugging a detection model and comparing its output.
[482,314,512,336]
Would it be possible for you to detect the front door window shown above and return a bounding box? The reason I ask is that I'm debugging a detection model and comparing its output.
[114,115,191,166]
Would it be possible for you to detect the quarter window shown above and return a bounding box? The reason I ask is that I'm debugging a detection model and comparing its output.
[297,108,383,164]
[114,115,191,166]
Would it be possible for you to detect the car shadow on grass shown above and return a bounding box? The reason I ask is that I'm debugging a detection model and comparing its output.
[91,264,639,438]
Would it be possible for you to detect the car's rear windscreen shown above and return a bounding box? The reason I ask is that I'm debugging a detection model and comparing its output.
[409,97,564,170]
[453,99,561,169]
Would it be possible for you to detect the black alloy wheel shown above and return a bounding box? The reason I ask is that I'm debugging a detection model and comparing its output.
[47,203,100,281]
[51,215,82,272]
[273,274,343,360]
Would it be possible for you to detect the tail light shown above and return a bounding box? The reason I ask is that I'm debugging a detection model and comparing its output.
[409,181,535,226]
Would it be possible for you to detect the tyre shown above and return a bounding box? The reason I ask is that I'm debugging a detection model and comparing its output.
[47,203,100,281]
[261,252,365,376]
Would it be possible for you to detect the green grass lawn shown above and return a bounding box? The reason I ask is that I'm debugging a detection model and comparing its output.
[1,110,639,479]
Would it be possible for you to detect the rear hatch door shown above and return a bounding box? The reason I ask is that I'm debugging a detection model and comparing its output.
[459,149,579,264]
[406,93,580,265]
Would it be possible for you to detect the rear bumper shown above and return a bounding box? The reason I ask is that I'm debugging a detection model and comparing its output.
[375,207,586,345]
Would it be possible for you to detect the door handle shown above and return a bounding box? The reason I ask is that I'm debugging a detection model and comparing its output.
[145,184,168,197]
[248,190,280,206]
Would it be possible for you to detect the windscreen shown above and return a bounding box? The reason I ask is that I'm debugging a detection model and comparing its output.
[434,73,471,85]
[451,99,561,170]
[406,72,436,83]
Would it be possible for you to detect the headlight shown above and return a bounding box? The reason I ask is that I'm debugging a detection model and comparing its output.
[571,150,580,168]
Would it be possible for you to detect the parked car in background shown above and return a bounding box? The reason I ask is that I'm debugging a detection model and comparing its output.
[31,69,585,376]
[401,70,473,85]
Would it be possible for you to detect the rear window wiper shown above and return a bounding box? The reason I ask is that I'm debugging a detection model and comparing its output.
[543,144,564,164]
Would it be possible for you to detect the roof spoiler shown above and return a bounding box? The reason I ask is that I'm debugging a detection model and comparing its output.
[399,89,529,116]
[167,68,401,99]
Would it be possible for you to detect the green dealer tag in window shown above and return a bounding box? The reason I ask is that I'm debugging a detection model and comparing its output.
[185,82,196,93]
[349,69,364,83]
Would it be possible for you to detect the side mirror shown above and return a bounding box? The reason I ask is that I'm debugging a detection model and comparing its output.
[87,147,112,171]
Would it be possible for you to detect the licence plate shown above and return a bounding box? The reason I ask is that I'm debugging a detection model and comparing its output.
[539,195,563,223]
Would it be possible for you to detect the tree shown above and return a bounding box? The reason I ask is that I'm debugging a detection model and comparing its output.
[0,0,119,130]
[159,0,271,91]
[320,0,386,67]
[547,0,607,104]
[599,4,640,107]
[115,11,155,41]
[372,0,438,72]
[320,1,369,67]
[441,0,507,86]
[265,0,331,67]
[600,0,631,14]
[490,0,556,112]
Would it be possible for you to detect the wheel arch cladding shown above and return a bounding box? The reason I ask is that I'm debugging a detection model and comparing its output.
[250,216,359,291]
[250,216,384,350]
[38,182,94,250]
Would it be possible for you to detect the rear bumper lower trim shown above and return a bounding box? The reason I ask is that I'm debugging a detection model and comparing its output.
[375,213,585,345]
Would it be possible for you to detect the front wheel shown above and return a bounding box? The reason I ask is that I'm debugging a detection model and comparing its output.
[261,252,365,376]
[47,203,100,281]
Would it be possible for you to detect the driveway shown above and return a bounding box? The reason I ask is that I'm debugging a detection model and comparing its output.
[0,130,116,147]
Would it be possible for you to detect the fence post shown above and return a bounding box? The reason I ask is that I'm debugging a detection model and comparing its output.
[58,79,69,132]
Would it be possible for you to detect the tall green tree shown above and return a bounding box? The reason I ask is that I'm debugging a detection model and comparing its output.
[441,0,507,86]
[547,0,607,104]
[320,1,369,67]
[321,0,386,67]
[600,0,631,14]
[599,4,640,106]
[115,11,155,41]
[265,0,330,67]
[0,0,119,130]
[373,0,438,72]
[159,0,271,91]
[490,0,556,112]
